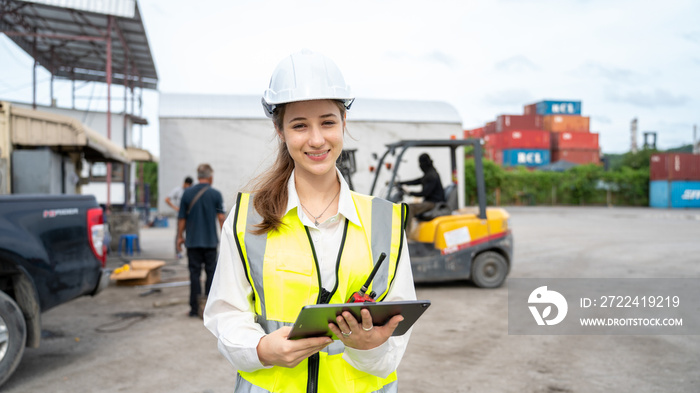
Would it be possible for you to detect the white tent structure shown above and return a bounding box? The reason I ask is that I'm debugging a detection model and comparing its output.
[158,93,464,215]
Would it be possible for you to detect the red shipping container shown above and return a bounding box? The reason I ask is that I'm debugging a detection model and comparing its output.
[496,114,543,132]
[651,153,700,181]
[482,147,495,161]
[492,149,503,165]
[464,127,484,139]
[523,103,537,115]
[543,115,590,133]
[483,133,499,148]
[484,121,497,135]
[494,130,550,149]
[552,149,600,165]
[551,132,599,150]
[650,154,670,181]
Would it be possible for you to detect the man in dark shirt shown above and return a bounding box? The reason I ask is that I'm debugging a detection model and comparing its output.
[177,164,226,317]
[399,153,445,234]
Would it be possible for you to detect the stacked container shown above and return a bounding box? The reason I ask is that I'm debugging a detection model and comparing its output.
[466,99,600,168]
[464,127,484,139]
[649,153,700,209]
[486,130,551,167]
[524,99,600,165]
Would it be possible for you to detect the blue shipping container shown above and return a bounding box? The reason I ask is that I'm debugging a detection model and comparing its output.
[649,180,669,208]
[535,100,582,115]
[670,181,700,208]
[502,149,551,167]
[649,180,700,208]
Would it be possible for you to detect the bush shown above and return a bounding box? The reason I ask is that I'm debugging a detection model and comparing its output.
[463,158,648,207]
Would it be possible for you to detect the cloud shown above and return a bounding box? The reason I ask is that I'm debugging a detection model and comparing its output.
[607,88,690,108]
[494,55,538,73]
[426,51,459,67]
[683,31,700,44]
[483,89,533,106]
[592,115,613,125]
[580,62,637,83]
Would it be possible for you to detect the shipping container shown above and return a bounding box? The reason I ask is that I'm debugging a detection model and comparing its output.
[649,153,700,181]
[483,133,499,148]
[649,180,669,208]
[551,149,600,165]
[524,100,582,115]
[649,180,700,209]
[484,121,497,135]
[671,181,700,208]
[543,115,590,133]
[496,114,543,133]
[523,103,537,115]
[493,150,503,165]
[483,147,494,161]
[649,154,669,181]
[492,130,550,149]
[482,147,502,164]
[502,148,551,167]
[464,127,484,139]
[551,132,599,150]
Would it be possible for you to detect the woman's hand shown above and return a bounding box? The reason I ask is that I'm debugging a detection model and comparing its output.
[328,308,404,350]
[257,326,333,368]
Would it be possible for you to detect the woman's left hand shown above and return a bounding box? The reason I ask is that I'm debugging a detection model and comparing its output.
[328,308,404,350]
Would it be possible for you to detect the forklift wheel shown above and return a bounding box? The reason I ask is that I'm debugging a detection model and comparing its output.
[471,251,507,288]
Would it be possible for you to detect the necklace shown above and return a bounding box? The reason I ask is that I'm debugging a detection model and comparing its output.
[299,187,341,226]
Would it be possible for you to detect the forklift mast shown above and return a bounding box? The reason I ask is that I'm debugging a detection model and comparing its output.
[369,139,487,220]
[336,149,357,190]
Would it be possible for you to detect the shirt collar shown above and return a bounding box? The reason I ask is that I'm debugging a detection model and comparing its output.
[285,168,362,228]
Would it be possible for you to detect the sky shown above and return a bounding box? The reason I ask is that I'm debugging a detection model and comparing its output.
[1,0,699,156]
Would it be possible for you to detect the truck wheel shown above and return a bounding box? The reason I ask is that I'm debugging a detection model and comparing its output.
[471,251,508,288]
[0,291,26,387]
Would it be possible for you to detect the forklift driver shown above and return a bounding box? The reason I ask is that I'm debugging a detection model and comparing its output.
[398,153,446,234]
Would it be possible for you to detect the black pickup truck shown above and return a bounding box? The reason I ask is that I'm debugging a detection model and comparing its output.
[0,194,109,386]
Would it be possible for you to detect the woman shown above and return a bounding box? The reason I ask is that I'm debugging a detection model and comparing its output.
[204,49,416,393]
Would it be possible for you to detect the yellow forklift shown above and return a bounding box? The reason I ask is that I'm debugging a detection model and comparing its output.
[369,139,512,288]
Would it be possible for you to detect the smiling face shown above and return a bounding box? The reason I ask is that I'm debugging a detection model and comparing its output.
[277,99,345,182]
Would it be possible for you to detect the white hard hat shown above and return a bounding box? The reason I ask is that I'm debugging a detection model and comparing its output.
[262,49,354,118]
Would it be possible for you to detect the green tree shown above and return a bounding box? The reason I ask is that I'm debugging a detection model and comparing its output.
[464,158,504,205]
[619,149,658,170]
[135,162,158,207]
[562,164,604,205]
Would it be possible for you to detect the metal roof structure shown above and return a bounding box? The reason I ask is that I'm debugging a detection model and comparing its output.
[0,0,158,206]
[3,101,129,164]
[0,0,158,89]
[159,93,463,125]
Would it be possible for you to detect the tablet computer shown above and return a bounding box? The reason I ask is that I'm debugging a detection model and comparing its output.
[287,300,431,340]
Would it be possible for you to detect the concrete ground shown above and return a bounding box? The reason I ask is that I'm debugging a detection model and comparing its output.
[2,206,699,392]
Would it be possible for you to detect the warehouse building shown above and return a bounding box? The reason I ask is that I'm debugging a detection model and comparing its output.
[158,93,465,214]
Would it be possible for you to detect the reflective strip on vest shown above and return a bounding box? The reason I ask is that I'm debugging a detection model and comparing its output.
[232,191,405,393]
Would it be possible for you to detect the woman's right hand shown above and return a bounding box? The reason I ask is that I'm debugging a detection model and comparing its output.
[257,326,333,368]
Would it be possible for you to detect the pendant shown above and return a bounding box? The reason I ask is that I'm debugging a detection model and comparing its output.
[314,219,320,226]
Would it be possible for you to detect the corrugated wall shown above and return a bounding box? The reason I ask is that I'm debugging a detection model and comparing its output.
[158,117,464,215]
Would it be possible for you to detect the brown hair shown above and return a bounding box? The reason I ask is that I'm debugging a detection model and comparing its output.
[250,100,346,235]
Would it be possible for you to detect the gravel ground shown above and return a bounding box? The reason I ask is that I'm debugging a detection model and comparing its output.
[3,206,699,392]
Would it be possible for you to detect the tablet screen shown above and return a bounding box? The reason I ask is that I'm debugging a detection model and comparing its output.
[287,300,431,340]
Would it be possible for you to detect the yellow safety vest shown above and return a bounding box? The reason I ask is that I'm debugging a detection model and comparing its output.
[232,191,407,393]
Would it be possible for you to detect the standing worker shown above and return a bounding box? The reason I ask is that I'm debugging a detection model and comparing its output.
[204,49,416,393]
[165,176,193,258]
[398,153,445,234]
[177,164,225,318]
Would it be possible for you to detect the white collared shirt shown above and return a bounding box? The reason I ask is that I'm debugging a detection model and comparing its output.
[204,169,416,378]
